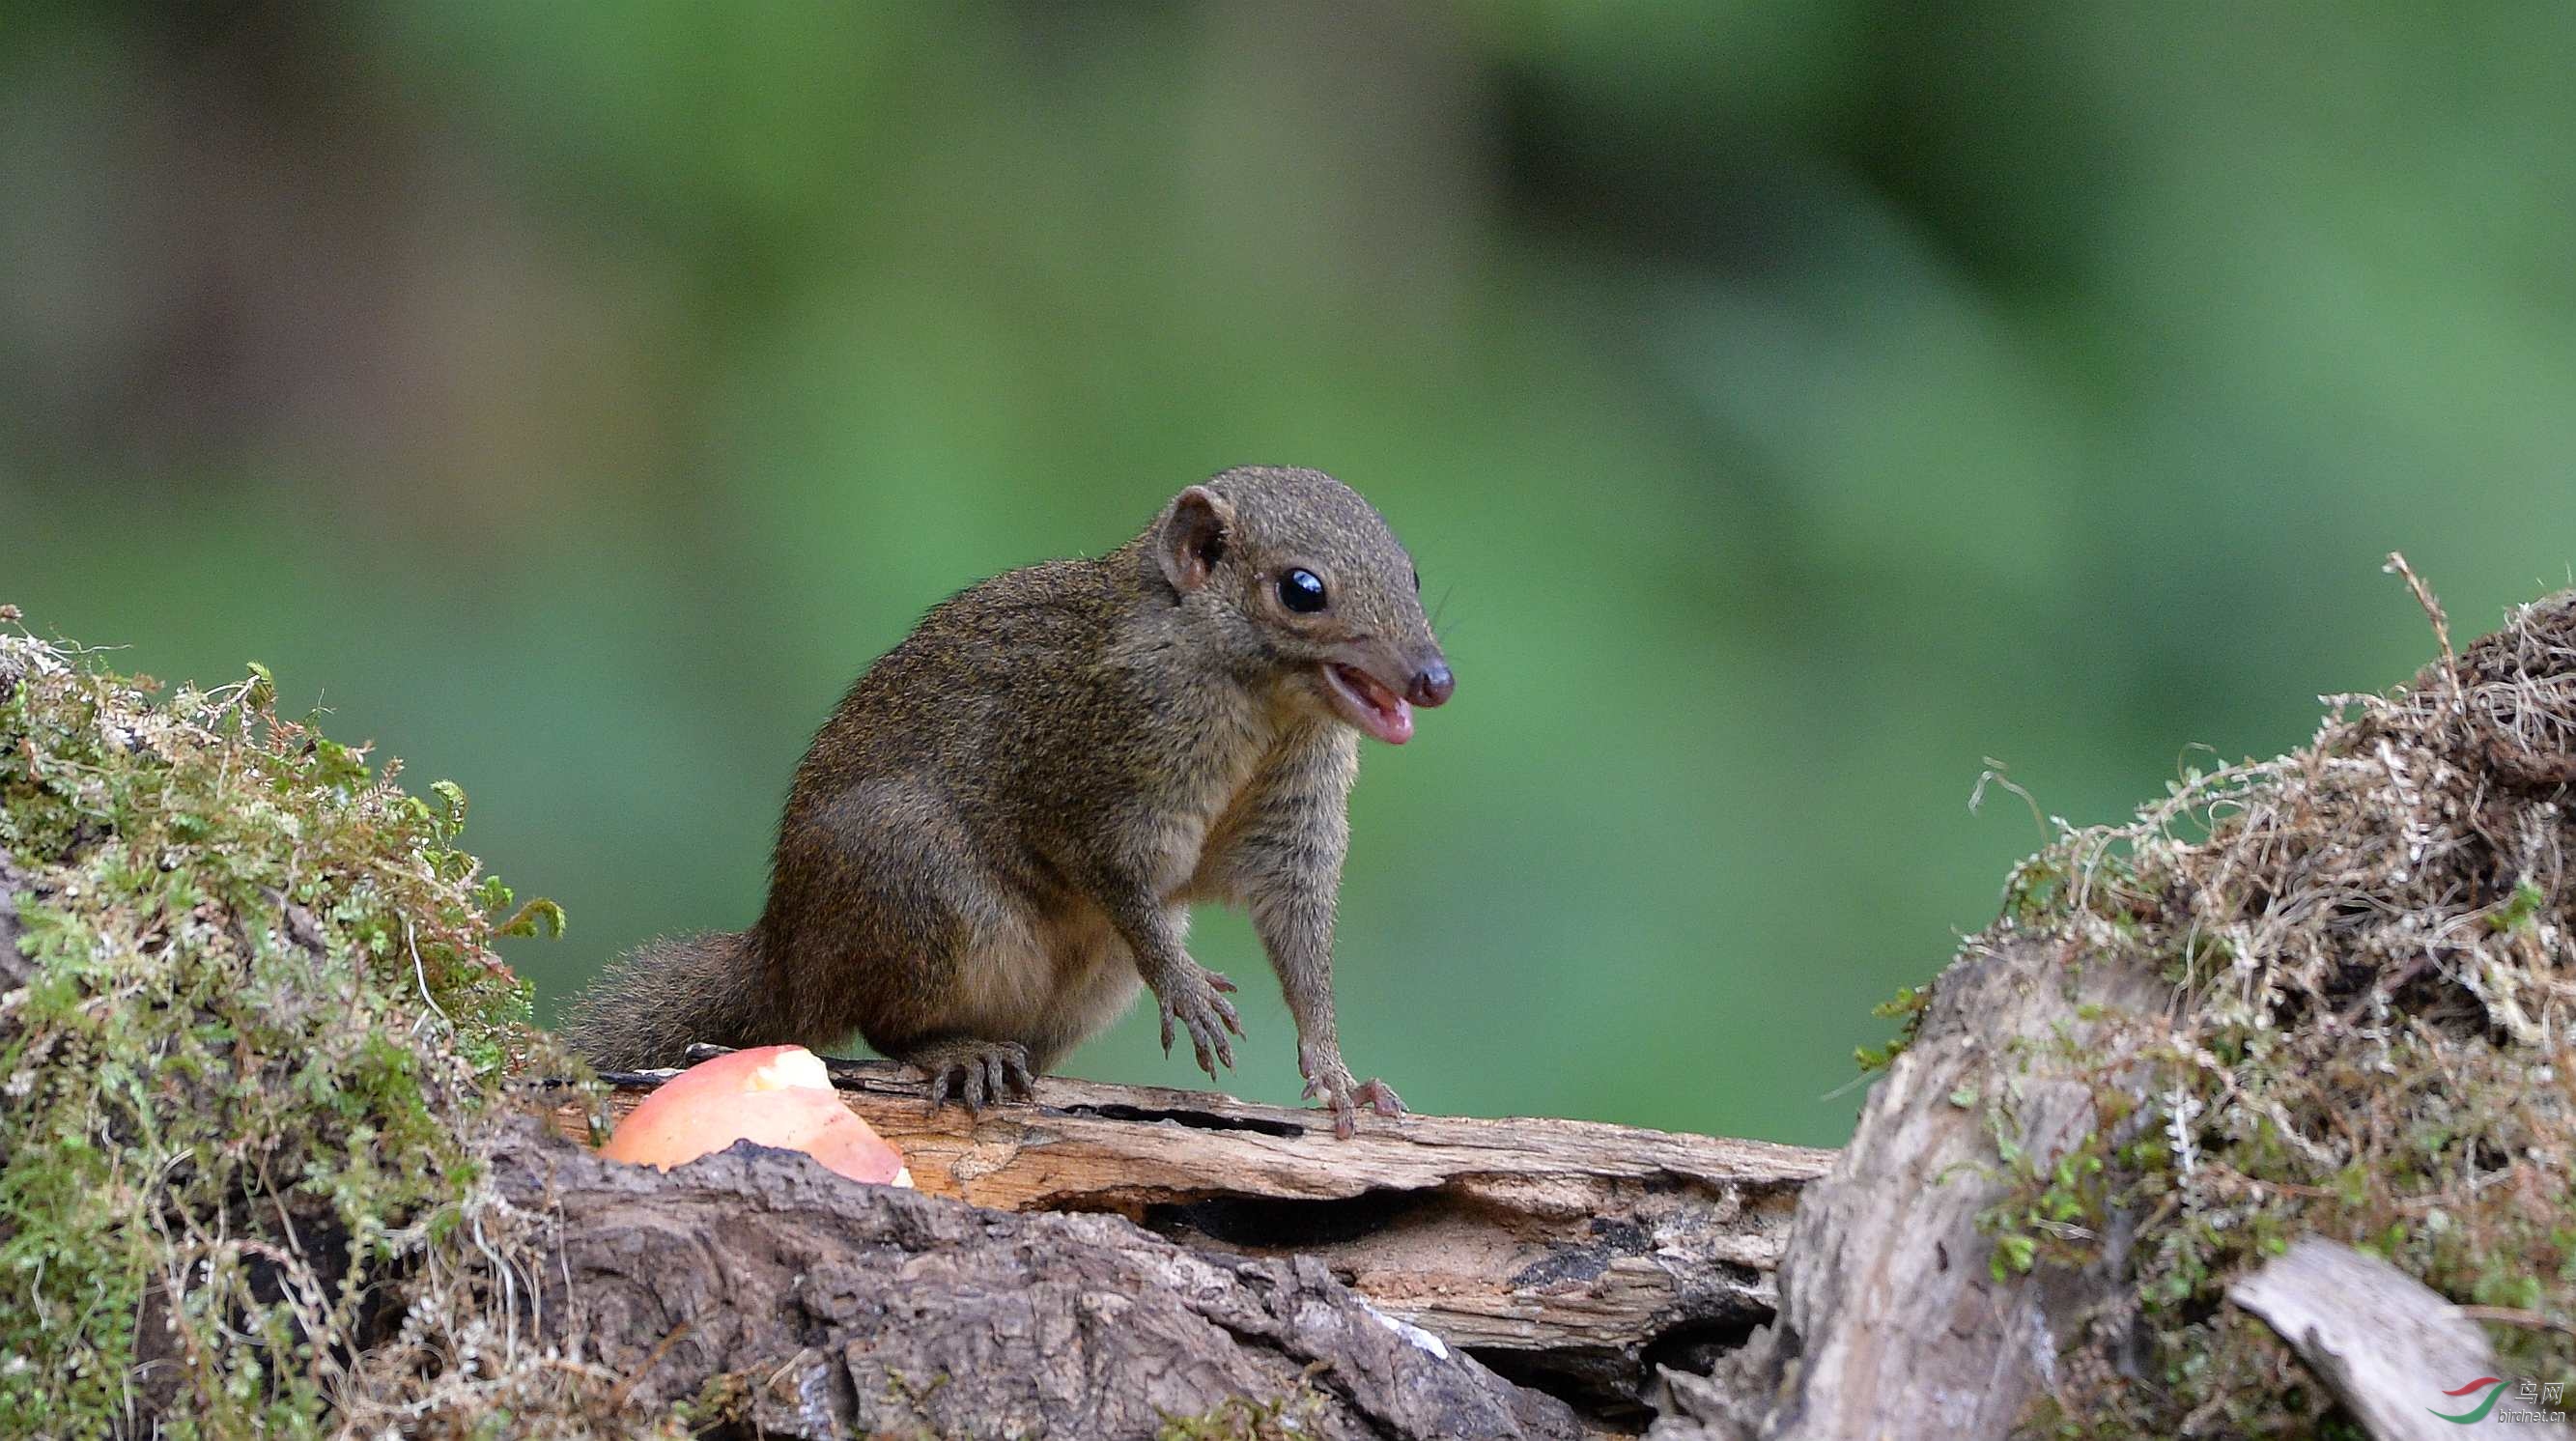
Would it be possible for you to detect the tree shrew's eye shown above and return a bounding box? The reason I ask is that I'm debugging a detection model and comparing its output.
[1278,568,1328,614]
[1411,565,1420,593]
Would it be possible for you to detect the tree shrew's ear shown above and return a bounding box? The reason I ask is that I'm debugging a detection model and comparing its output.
[1158,486,1233,594]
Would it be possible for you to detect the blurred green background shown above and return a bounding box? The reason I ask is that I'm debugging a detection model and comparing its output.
[5,4,2572,1147]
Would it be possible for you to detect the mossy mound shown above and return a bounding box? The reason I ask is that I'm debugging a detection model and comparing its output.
[1970,584,2576,1435]
[0,615,659,1437]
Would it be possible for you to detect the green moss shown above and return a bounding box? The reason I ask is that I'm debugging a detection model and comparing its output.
[1155,1380,1328,1441]
[0,619,642,1436]
[1854,983,1930,1071]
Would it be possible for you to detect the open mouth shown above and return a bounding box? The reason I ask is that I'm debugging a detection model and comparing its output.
[1318,663,1413,746]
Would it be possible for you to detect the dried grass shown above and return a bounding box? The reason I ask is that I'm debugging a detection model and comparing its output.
[1983,564,2576,1435]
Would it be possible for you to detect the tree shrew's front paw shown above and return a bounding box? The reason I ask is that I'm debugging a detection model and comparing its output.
[1298,1042,1403,1139]
[1149,960,1241,1079]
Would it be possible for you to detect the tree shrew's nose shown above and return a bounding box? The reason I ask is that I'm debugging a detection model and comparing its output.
[1408,661,1455,708]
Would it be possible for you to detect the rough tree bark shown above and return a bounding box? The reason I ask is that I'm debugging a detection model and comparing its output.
[496,1127,1592,1439]
[1648,935,2168,1440]
[554,1054,1834,1424]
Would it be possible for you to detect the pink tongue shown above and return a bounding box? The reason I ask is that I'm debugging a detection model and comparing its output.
[1341,668,1414,745]
[1368,696,1414,746]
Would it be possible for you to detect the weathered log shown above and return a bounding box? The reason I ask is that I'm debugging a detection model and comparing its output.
[552,1049,1833,1418]
[2230,1239,2568,1441]
[492,1126,1587,1440]
[1651,934,2167,1439]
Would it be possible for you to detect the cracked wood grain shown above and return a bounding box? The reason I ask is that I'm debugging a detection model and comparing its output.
[552,1049,1832,1420]
[495,1125,1585,1440]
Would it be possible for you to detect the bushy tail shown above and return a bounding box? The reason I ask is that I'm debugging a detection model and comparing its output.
[558,930,768,1071]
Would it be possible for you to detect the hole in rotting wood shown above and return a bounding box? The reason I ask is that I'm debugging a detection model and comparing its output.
[1469,1302,1778,1431]
[1640,1310,1770,1383]
[1141,1187,1437,1250]
[1470,1342,1652,1429]
[1058,1102,1306,1138]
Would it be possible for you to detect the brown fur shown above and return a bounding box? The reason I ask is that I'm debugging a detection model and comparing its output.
[561,466,1450,1133]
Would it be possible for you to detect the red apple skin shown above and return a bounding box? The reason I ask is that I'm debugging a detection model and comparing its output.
[601,1045,912,1187]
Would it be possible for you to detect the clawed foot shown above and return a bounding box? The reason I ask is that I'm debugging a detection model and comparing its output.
[1299,1041,1403,1139]
[1149,961,1241,1079]
[909,1040,1035,1115]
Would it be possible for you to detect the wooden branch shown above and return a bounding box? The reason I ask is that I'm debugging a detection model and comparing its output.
[494,1126,1586,1440]
[552,1049,1832,1419]
[2230,1239,2569,1441]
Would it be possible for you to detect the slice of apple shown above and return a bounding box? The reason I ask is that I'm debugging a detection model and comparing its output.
[600,1044,913,1187]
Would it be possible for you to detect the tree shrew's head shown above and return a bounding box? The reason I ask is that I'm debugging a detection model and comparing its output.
[1150,466,1453,745]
